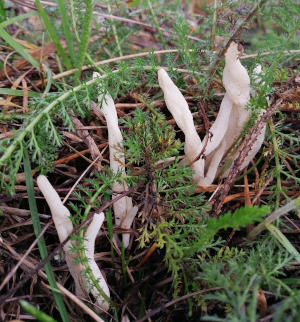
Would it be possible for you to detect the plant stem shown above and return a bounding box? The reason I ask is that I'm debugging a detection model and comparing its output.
[268,119,282,209]
[146,0,166,49]
[19,300,59,322]
[105,0,123,56]
[0,0,6,22]
[210,0,218,47]
[56,0,75,66]
[35,0,71,69]
[266,223,300,263]
[74,0,93,82]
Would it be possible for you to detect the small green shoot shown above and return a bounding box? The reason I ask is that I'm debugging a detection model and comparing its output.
[19,300,59,322]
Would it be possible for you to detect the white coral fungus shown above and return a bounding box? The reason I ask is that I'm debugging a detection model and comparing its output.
[93,73,138,248]
[37,175,110,312]
[158,42,265,188]
[158,68,205,182]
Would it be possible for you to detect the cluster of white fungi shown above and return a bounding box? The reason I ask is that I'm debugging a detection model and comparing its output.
[37,42,265,313]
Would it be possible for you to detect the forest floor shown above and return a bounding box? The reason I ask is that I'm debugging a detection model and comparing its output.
[0,1,300,321]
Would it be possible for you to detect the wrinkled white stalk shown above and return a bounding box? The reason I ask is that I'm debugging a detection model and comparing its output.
[238,64,266,171]
[204,93,233,156]
[219,63,266,178]
[37,175,73,244]
[93,73,138,248]
[84,212,110,311]
[158,68,204,181]
[36,176,83,296]
[201,140,227,186]
[222,42,250,107]
[200,42,250,186]
[37,175,110,312]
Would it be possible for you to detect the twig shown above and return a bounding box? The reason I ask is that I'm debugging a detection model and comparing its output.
[135,242,158,269]
[55,143,107,165]
[135,287,222,322]
[211,98,283,216]
[0,222,51,292]
[244,168,252,206]
[0,239,104,322]
[252,176,273,205]
[62,155,103,204]
[207,0,267,90]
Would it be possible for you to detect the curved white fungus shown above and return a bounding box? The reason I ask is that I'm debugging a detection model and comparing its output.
[158,68,205,181]
[158,42,265,188]
[93,72,138,248]
[83,212,110,311]
[37,175,110,312]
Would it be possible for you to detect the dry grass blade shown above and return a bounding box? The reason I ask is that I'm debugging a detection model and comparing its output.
[248,196,300,240]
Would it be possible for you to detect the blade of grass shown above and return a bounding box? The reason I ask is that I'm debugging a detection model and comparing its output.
[74,0,93,82]
[42,63,53,96]
[56,0,75,65]
[0,29,40,70]
[23,148,70,322]
[145,0,166,49]
[19,300,59,322]
[248,196,300,240]
[210,0,218,47]
[105,208,115,257]
[266,223,300,264]
[0,88,40,98]
[105,0,123,56]
[0,12,40,70]
[35,0,72,70]
[0,11,38,29]
[0,0,6,23]
[70,0,105,74]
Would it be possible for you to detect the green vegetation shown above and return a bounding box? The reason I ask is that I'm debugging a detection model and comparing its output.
[0,0,299,321]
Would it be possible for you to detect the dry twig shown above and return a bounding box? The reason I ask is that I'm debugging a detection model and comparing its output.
[212,98,283,216]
